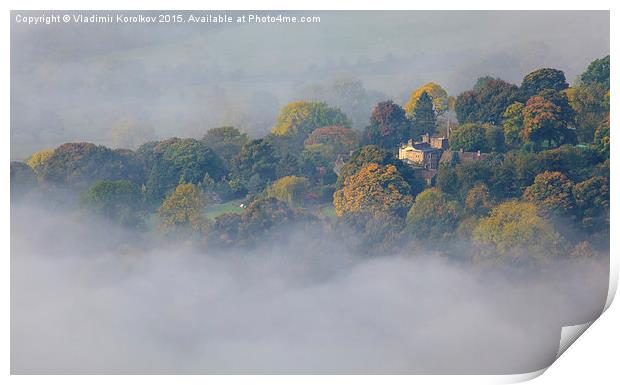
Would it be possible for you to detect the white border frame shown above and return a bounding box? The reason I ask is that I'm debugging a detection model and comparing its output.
[2,1,616,384]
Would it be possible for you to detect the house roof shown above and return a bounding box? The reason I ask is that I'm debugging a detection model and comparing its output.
[401,145,441,153]
[440,150,489,164]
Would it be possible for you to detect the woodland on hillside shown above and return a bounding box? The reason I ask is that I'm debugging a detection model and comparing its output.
[11,56,610,266]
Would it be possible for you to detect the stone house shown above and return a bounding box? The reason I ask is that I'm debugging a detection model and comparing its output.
[398,135,447,170]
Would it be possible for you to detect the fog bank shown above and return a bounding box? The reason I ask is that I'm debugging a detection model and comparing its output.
[11,204,608,374]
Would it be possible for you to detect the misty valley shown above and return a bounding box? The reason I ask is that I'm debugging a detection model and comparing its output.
[10,10,610,375]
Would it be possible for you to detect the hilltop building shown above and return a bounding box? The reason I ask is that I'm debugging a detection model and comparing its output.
[398,134,447,170]
[398,133,489,185]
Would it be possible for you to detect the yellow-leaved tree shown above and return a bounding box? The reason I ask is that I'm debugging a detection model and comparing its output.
[271,101,350,139]
[26,148,54,177]
[267,176,310,207]
[404,82,449,118]
[157,183,208,232]
[406,188,460,243]
[333,162,413,217]
[472,200,563,266]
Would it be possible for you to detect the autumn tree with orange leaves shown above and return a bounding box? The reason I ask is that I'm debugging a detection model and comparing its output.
[522,96,575,148]
[333,163,414,217]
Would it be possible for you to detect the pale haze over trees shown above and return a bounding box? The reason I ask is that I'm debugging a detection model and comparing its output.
[10,11,609,159]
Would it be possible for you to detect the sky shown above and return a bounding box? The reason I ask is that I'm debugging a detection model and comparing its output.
[10,10,610,158]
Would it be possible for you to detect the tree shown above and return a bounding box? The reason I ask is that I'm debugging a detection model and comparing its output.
[242,197,317,239]
[405,188,460,243]
[573,176,609,233]
[569,240,602,260]
[485,145,604,202]
[485,125,505,152]
[202,126,249,166]
[297,148,337,186]
[25,148,54,177]
[410,92,437,137]
[267,176,310,206]
[363,100,411,149]
[456,160,496,197]
[10,161,37,199]
[404,82,449,118]
[454,90,478,125]
[40,142,146,190]
[335,145,422,195]
[210,212,243,246]
[448,123,487,152]
[520,68,569,100]
[580,55,610,90]
[502,102,525,147]
[81,180,143,227]
[474,79,521,125]
[304,125,359,161]
[567,83,608,143]
[522,96,575,148]
[523,171,574,217]
[336,145,392,188]
[472,200,563,266]
[487,151,538,199]
[210,197,317,247]
[264,133,301,160]
[593,114,610,157]
[536,89,574,126]
[534,145,604,182]
[436,164,460,196]
[271,101,350,142]
[140,138,226,204]
[333,163,414,217]
[157,183,207,232]
[338,211,407,255]
[473,76,496,91]
[231,138,280,193]
[455,78,520,125]
[273,152,300,179]
[436,156,498,200]
[465,183,494,217]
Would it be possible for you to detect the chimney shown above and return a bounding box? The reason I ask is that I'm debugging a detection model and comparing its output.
[408,139,413,147]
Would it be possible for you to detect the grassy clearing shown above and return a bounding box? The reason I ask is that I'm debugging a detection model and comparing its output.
[205,199,245,220]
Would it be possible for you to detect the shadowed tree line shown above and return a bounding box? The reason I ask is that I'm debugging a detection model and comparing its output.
[11,56,610,267]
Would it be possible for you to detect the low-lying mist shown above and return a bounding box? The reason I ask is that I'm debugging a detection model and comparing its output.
[11,203,609,374]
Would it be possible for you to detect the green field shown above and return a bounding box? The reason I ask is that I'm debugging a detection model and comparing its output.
[206,200,337,220]
[205,200,245,220]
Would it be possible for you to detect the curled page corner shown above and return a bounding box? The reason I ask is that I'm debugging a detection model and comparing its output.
[499,322,595,384]
[556,321,594,359]
[494,321,595,385]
